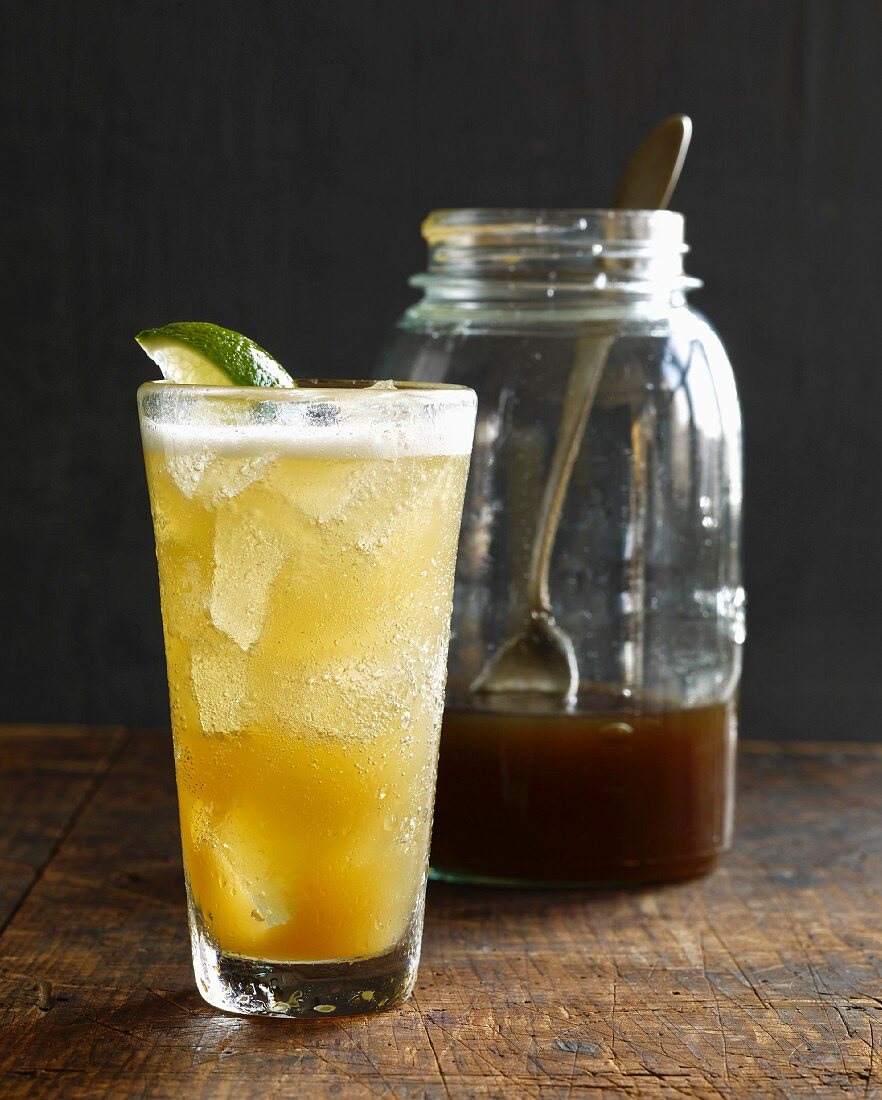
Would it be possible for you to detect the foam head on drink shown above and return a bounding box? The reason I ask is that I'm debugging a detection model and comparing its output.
[141,387,472,964]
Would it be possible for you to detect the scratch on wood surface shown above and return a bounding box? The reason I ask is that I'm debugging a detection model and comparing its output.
[83,1012,142,1045]
[700,932,731,1089]
[704,911,770,1008]
[510,953,556,1088]
[866,1017,878,1097]
[146,987,200,1017]
[333,1021,398,1100]
[765,869,853,1078]
[295,1038,374,1095]
[609,964,619,1067]
[411,994,452,1100]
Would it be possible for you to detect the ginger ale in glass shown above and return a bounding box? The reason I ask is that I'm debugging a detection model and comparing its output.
[138,379,476,1017]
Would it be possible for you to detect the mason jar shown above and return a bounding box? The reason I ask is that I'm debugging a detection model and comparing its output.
[377,209,744,886]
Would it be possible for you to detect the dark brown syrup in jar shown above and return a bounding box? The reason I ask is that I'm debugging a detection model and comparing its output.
[431,693,735,886]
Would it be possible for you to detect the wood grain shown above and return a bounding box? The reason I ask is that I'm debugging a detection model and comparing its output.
[3,727,882,1096]
[0,725,125,931]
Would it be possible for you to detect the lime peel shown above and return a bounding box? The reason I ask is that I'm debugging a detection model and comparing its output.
[136,322,295,387]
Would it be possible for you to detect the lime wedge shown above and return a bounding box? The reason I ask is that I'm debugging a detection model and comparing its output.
[135,322,295,387]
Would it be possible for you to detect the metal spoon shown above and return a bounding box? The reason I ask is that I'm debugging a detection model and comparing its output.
[470,114,692,704]
[613,113,692,210]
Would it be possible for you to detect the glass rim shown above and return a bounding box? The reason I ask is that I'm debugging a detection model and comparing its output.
[138,379,476,405]
[422,207,684,242]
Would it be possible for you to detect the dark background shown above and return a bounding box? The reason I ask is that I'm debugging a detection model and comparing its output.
[2,1,880,739]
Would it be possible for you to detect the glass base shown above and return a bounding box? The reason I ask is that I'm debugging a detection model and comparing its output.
[190,911,421,1019]
[428,849,725,889]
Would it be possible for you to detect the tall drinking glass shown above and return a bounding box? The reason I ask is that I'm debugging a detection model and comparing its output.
[138,380,476,1017]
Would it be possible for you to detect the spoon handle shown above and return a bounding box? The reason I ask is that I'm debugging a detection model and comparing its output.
[525,114,692,617]
[526,333,615,613]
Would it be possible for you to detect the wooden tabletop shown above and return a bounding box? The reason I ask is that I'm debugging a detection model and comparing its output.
[2,727,882,1098]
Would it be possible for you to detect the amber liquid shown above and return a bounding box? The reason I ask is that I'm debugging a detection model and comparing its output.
[431,697,735,886]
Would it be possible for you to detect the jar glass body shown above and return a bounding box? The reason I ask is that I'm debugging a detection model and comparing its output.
[377,210,744,885]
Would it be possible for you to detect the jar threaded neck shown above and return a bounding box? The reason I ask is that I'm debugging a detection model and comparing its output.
[414,208,699,300]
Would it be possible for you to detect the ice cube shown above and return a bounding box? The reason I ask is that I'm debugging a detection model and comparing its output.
[163,449,276,504]
[188,798,215,849]
[190,638,247,734]
[267,657,419,743]
[210,812,292,930]
[198,454,276,504]
[278,459,400,526]
[209,510,285,649]
[165,450,213,498]
[346,459,437,554]
[280,463,364,524]
[159,560,208,643]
